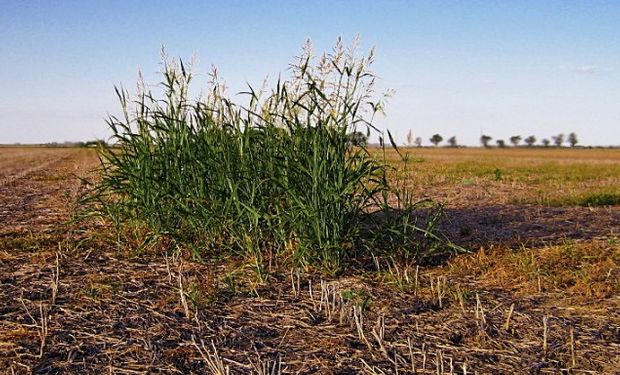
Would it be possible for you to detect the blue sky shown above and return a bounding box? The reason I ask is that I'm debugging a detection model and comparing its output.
[1,0,618,146]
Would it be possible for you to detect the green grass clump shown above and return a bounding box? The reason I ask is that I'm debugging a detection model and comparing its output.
[535,190,620,207]
[578,193,620,207]
[89,39,445,272]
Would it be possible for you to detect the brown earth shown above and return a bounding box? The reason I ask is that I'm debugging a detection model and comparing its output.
[0,148,618,374]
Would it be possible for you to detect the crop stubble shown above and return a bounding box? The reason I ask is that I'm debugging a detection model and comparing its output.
[0,147,618,374]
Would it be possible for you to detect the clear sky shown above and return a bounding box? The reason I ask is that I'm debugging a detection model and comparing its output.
[1,0,619,146]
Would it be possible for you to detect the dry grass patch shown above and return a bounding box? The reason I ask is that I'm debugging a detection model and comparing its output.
[445,239,620,300]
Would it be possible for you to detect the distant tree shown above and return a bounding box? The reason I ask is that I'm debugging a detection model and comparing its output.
[509,135,522,147]
[542,138,550,147]
[551,133,565,147]
[406,129,414,146]
[567,132,578,147]
[346,131,368,147]
[524,135,537,147]
[430,134,443,147]
[496,139,506,148]
[414,137,422,147]
[480,134,493,148]
[447,136,458,148]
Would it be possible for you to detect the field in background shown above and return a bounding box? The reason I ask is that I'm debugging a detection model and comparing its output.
[0,146,618,373]
[381,147,620,207]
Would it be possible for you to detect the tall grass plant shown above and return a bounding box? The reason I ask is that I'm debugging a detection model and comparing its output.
[90,38,447,272]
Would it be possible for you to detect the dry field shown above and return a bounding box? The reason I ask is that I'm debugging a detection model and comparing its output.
[0,146,618,374]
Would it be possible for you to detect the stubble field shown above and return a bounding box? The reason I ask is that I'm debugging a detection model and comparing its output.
[0,146,618,374]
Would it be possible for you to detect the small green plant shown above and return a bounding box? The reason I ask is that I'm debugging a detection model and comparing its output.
[341,289,372,311]
[449,284,471,311]
[185,281,209,309]
[579,193,620,207]
[384,261,414,291]
[223,273,238,294]
[82,281,106,301]
[493,168,503,181]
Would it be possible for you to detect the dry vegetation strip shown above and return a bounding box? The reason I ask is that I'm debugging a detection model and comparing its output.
[0,147,618,374]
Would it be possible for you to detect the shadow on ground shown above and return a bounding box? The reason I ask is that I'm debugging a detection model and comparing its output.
[438,204,619,249]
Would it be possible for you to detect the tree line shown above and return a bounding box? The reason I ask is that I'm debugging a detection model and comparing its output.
[346,130,583,148]
[406,130,580,148]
